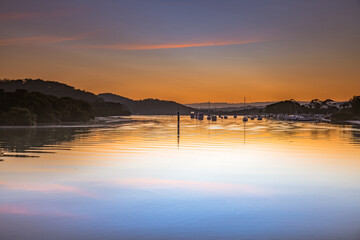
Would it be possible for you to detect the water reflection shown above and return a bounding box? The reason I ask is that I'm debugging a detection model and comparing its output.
[0,127,90,153]
[0,116,360,240]
[350,125,360,146]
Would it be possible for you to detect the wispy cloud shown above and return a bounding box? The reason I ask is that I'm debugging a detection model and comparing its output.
[0,32,94,46]
[84,39,270,51]
[0,9,82,21]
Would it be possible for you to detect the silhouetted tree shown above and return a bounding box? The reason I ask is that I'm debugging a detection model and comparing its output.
[0,107,36,126]
[309,99,322,113]
[0,90,93,125]
[350,96,360,115]
[340,102,351,109]
[265,100,303,114]
[323,99,334,105]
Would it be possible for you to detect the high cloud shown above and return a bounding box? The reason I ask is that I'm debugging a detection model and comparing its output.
[84,39,269,50]
[0,32,93,46]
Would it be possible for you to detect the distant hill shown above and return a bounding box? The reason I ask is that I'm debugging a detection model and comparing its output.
[0,89,93,125]
[98,93,133,106]
[99,93,195,115]
[0,79,130,117]
[185,102,274,109]
[0,79,193,115]
[0,79,99,102]
[185,101,311,110]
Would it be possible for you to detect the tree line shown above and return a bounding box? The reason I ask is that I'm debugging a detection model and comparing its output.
[0,89,130,126]
[264,96,360,121]
[0,89,94,125]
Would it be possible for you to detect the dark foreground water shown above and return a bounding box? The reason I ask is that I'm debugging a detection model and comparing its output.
[0,116,360,240]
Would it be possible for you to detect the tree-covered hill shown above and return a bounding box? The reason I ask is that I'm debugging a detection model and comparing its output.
[264,97,360,122]
[265,100,307,114]
[0,79,130,117]
[99,93,194,115]
[0,89,93,125]
[1,79,191,115]
[265,99,340,115]
[0,79,98,102]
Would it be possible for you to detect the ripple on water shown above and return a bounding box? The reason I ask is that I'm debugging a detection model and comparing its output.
[0,116,360,240]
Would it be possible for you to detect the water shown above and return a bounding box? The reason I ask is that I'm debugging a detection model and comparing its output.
[0,116,360,240]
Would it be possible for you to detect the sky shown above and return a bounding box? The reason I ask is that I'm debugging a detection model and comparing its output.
[0,0,359,103]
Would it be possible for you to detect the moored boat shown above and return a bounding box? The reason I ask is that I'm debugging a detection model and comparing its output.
[198,112,204,120]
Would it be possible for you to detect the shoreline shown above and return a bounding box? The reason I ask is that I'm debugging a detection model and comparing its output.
[0,116,133,129]
[0,115,360,128]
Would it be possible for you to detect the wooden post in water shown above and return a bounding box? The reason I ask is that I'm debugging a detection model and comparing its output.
[177,107,180,136]
[177,107,180,148]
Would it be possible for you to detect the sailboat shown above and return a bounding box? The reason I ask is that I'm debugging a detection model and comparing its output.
[243,97,248,122]
[207,101,211,120]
